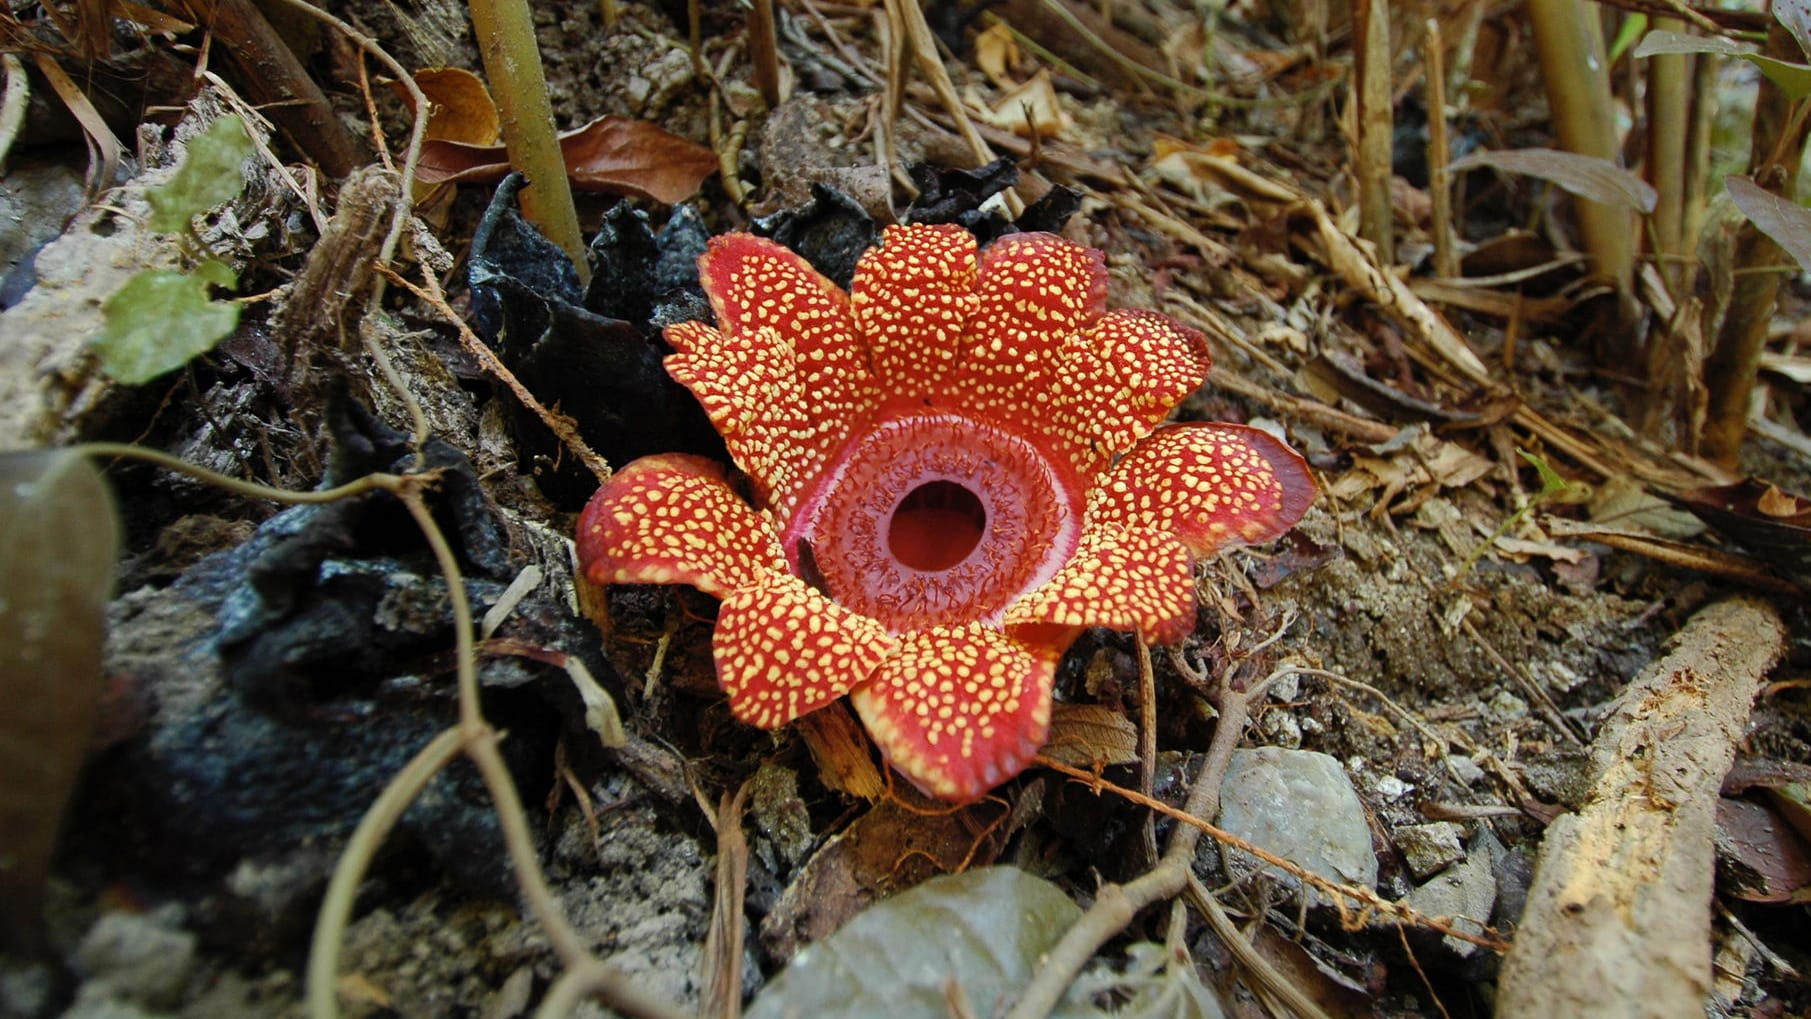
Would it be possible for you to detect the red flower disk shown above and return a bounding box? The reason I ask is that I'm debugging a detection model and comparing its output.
[578,224,1316,801]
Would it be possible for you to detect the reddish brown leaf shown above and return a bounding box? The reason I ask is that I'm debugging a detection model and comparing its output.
[415,115,717,204]
[1715,797,1811,903]
[1669,478,1811,578]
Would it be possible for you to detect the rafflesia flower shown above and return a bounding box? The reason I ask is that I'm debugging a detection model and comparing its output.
[577,224,1315,801]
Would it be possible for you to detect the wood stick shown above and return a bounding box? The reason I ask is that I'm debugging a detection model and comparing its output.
[1496,597,1787,1018]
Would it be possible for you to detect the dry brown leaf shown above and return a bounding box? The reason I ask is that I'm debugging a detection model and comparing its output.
[977,69,1070,139]
[974,22,1024,88]
[1039,703,1138,768]
[797,703,883,800]
[1757,482,1807,518]
[1715,797,1811,903]
[393,67,500,146]
[415,115,717,204]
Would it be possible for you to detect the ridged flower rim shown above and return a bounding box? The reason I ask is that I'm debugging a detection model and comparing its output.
[579,223,1316,801]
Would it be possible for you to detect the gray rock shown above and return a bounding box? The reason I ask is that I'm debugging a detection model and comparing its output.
[1216,748,1378,906]
[1394,822,1466,879]
[1403,845,1497,957]
[71,910,196,1009]
[56,989,161,1019]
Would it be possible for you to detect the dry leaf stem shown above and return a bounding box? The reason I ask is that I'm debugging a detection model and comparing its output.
[1424,18,1457,280]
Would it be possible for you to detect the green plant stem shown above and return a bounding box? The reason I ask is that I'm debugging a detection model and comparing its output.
[77,443,414,504]
[306,727,464,1019]
[467,0,590,284]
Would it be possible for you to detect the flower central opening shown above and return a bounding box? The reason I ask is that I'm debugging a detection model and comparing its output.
[889,480,987,572]
[787,410,1086,633]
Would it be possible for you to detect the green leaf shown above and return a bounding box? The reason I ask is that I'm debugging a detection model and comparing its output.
[93,261,239,383]
[1633,30,1811,101]
[746,867,1105,1019]
[1725,174,1811,273]
[1608,14,1648,65]
[145,115,255,233]
[1517,449,1575,500]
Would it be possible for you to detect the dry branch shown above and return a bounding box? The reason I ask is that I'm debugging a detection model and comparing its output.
[1496,596,1787,1019]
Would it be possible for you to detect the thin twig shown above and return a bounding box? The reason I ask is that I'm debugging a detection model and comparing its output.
[1183,871,1332,1019]
[78,442,414,504]
[1135,638,1158,865]
[377,264,613,484]
[1004,658,1264,1019]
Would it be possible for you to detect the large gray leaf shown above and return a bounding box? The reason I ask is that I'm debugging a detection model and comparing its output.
[746,866,1105,1019]
[1726,174,1811,273]
[1448,148,1657,214]
[1634,30,1811,100]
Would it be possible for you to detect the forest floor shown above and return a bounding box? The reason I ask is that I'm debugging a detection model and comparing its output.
[1,1,1809,1018]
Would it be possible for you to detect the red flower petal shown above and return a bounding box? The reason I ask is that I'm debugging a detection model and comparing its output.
[850,624,1061,802]
[665,319,809,507]
[950,232,1107,426]
[576,453,785,598]
[1048,309,1213,478]
[1092,423,1317,555]
[852,224,980,401]
[715,572,896,729]
[687,233,881,514]
[1003,525,1196,644]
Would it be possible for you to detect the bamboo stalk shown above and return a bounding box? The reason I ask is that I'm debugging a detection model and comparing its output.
[1702,22,1810,466]
[1352,0,1394,264]
[1646,17,1689,294]
[1526,0,1632,299]
[467,0,590,283]
[1424,17,1457,279]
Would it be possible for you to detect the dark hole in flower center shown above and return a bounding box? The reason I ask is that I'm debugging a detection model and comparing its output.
[887,480,987,572]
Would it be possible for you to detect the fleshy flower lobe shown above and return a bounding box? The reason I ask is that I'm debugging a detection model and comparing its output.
[579,224,1315,801]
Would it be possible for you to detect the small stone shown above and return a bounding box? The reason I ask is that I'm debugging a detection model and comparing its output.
[1403,845,1497,957]
[1486,689,1528,721]
[56,990,160,1019]
[1217,748,1378,907]
[1256,710,1302,749]
[1393,822,1465,879]
[72,909,197,1008]
[482,966,535,1019]
[1267,670,1300,702]
[1445,755,1486,787]
[1374,775,1413,801]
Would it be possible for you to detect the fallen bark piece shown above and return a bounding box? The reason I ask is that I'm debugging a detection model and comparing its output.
[1497,596,1786,1019]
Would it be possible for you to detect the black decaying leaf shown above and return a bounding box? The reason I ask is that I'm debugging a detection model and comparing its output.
[753,184,879,290]
[468,177,723,506]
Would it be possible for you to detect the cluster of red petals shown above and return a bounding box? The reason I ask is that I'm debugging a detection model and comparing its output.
[578,224,1316,801]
